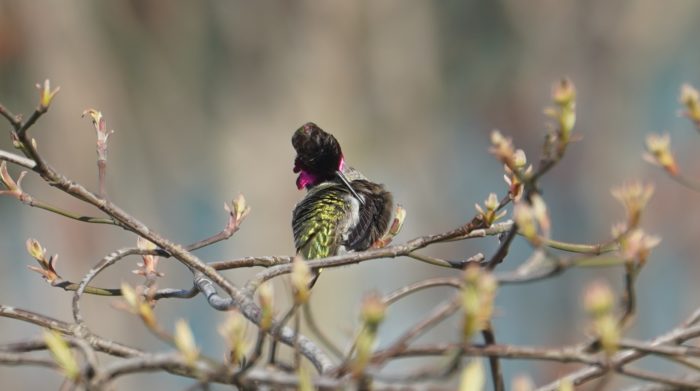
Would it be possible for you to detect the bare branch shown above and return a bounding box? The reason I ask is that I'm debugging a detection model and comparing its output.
[0,149,36,170]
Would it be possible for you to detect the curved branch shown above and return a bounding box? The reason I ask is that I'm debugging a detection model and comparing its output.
[0,305,72,334]
[0,352,57,369]
[72,248,143,326]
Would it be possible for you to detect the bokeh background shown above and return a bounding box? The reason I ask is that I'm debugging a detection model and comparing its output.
[1,1,700,389]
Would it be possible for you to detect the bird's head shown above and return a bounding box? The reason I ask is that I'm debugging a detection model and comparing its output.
[292,122,345,189]
[292,122,365,204]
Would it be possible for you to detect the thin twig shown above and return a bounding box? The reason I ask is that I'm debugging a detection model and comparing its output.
[0,352,57,368]
[371,294,462,366]
[235,329,266,380]
[540,237,618,255]
[72,248,143,326]
[0,149,36,169]
[293,310,301,369]
[617,365,700,389]
[0,305,72,334]
[407,252,484,269]
[208,256,293,270]
[383,277,462,306]
[486,226,518,270]
[24,197,115,225]
[619,265,638,330]
[303,301,344,360]
[618,339,700,357]
[0,103,21,129]
[482,325,504,391]
[537,320,700,390]
[97,159,107,199]
[668,172,700,192]
[377,342,598,365]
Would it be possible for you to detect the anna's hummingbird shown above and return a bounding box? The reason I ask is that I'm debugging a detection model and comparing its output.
[291,122,393,287]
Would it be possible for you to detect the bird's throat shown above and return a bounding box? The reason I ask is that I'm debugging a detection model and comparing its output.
[296,157,346,190]
[296,170,317,190]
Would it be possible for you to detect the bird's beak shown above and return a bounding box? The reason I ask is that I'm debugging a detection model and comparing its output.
[335,170,365,205]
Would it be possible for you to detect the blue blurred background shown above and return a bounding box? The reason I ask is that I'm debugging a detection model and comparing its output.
[1,1,700,389]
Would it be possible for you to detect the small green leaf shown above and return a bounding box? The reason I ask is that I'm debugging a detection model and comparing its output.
[44,330,80,381]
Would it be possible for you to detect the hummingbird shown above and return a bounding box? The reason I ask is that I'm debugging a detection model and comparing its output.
[291,122,393,287]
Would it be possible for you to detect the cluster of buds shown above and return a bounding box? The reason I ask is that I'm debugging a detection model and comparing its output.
[461,264,498,339]
[609,182,660,270]
[36,79,60,112]
[513,195,550,245]
[611,181,654,229]
[218,311,249,366]
[490,131,534,200]
[352,292,386,377]
[544,78,577,155]
[643,134,678,176]
[489,130,517,172]
[133,236,163,279]
[44,330,79,381]
[257,282,275,331]
[291,256,312,305]
[583,281,619,356]
[174,319,199,366]
[612,225,661,269]
[475,193,506,227]
[374,205,406,248]
[0,161,27,201]
[26,238,61,284]
[82,109,114,162]
[680,83,700,128]
[224,194,252,235]
[503,149,532,201]
[118,282,157,330]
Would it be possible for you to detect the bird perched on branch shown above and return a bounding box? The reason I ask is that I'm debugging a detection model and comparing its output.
[291,122,393,287]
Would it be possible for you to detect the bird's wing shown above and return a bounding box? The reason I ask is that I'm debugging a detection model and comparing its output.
[292,183,351,260]
[345,180,394,251]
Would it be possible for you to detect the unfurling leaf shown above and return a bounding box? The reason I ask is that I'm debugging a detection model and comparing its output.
[680,83,700,126]
[174,319,199,365]
[475,193,506,226]
[36,79,60,110]
[119,282,156,327]
[291,256,311,304]
[459,360,484,391]
[258,282,274,331]
[583,281,620,356]
[461,265,498,339]
[44,330,79,381]
[644,134,678,175]
[0,161,27,199]
[218,311,249,365]
[611,181,654,228]
[26,238,60,284]
[360,292,386,329]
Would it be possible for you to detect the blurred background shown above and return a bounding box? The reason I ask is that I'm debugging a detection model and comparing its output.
[1,1,700,389]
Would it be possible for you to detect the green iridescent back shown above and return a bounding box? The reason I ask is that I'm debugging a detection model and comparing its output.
[292,182,351,260]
